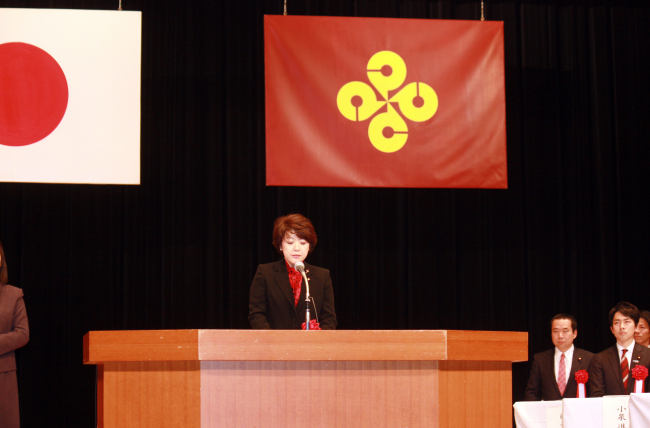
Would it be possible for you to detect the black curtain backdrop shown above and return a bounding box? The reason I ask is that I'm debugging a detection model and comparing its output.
[1,0,649,426]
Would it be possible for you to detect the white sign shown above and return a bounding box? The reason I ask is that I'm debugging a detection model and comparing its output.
[602,396,630,428]
[546,405,562,428]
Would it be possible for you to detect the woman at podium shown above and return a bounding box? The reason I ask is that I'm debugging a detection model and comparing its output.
[249,214,337,330]
[0,240,30,428]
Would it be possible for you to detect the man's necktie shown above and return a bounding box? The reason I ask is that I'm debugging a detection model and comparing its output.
[558,353,567,395]
[622,349,629,391]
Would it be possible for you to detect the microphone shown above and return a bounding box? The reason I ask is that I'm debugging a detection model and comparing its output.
[294,262,311,329]
[294,262,309,296]
[294,261,305,274]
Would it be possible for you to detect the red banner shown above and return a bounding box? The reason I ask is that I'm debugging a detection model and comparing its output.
[265,15,507,188]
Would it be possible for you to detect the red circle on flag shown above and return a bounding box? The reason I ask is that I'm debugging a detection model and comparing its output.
[0,42,69,147]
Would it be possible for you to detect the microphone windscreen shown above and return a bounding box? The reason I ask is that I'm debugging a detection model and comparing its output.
[294,262,305,273]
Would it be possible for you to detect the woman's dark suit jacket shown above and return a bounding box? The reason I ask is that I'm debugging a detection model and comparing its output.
[249,260,337,329]
[0,284,29,373]
[0,284,29,427]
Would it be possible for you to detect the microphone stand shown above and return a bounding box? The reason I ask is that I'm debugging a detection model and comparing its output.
[302,270,310,330]
[295,262,311,330]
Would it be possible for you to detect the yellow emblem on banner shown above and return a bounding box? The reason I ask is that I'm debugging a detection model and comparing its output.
[337,51,438,153]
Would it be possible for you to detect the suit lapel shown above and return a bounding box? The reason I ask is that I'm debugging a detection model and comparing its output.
[547,350,562,397]
[629,343,646,394]
[569,349,579,380]
[566,348,586,397]
[295,275,306,313]
[273,260,297,312]
[607,346,625,393]
[570,348,587,376]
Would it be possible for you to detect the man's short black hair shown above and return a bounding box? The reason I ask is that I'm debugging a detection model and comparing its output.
[550,313,577,332]
[639,310,650,326]
[608,302,640,326]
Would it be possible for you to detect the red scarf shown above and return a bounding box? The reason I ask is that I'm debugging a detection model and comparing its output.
[285,260,302,307]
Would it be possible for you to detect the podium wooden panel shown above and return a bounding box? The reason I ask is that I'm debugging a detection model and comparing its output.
[83,330,527,428]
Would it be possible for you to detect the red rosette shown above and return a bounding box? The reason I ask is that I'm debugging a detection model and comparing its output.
[301,320,321,330]
[575,369,589,384]
[632,365,649,381]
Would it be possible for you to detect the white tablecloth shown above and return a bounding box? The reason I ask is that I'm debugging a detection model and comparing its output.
[513,401,562,428]
[629,393,650,427]
[561,397,603,428]
[515,395,648,427]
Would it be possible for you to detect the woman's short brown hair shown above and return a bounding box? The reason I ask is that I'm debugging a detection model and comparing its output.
[0,240,8,285]
[272,214,317,254]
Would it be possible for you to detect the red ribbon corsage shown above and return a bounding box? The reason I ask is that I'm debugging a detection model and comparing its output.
[575,369,589,398]
[633,365,649,382]
[632,365,648,393]
[301,320,321,330]
[575,370,589,384]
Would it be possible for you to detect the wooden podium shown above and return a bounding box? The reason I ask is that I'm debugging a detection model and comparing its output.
[83,329,527,427]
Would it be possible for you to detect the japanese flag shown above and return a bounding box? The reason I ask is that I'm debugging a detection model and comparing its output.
[0,8,141,184]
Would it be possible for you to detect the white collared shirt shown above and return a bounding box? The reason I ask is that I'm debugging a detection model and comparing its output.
[616,341,634,368]
[554,345,574,385]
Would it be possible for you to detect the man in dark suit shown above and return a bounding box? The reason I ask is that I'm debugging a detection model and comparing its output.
[590,302,650,396]
[524,313,594,400]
